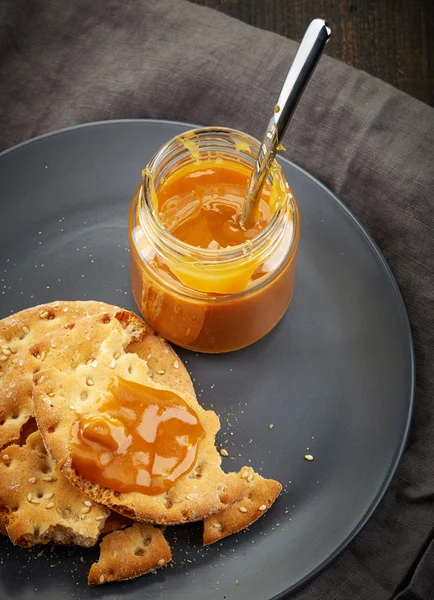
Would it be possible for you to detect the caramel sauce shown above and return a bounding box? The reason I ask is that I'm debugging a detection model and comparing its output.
[71,376,204,495]
[157,161,272,249]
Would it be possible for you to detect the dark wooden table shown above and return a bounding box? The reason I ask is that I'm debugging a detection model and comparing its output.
[190,0,434,106]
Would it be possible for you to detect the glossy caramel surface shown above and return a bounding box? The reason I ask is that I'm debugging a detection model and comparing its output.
[71,377,204,495]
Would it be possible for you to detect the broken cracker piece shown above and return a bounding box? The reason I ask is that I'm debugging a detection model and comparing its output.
[0,300,115,450]
[203,466,281,545]
[0,431,109,547]
[88,523,171,585]
[0,301,115,537]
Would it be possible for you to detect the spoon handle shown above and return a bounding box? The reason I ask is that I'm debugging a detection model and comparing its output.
[274,19,331,141]
[241,19,331,227]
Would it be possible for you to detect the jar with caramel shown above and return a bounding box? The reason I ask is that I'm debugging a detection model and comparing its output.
[129,127,299,353]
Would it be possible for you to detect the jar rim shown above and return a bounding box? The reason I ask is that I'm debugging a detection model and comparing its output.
[140,126,299,265]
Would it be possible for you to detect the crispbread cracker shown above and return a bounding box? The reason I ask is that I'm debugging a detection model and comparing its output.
[32,310,249,524]
[88,523,172,585]
[0,431,109,547]
[0,301,114,380]
[0,300,115,450]
[203,466,282,545]
[0,301,114,536]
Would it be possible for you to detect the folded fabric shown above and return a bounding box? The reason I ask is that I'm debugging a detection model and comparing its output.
[0,1,433,598]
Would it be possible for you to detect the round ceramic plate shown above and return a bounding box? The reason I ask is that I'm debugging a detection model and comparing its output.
[0,120,413,599]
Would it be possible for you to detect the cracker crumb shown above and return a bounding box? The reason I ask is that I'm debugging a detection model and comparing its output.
[220,448,229,457]
[268,424,274,429]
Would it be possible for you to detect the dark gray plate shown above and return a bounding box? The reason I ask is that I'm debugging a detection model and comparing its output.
[0,120,413,600]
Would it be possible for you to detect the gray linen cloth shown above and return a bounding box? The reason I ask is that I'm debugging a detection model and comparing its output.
[0,1,433,598]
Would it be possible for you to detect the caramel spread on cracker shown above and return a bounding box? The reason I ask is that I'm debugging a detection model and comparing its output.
[71,376,204,495]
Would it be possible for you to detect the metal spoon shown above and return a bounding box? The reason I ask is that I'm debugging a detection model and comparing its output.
[241,19,331,227]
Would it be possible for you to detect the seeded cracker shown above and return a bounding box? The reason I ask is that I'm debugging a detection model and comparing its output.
[88,523,172,585]
[32,310,250,524]
[0,301,116,450]
[0,430,109,547]
[203,466,282,545]
[0,301,115,536]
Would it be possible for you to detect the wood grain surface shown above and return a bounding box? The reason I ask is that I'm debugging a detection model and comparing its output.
[190,0,434,106]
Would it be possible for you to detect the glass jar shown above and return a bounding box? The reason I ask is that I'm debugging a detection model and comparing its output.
[129,127,299,353]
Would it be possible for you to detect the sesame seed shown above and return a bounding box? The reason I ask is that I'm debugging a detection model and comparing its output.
[95,516,105,521]
[23,326,30,335]
[27,493,32,502]
[83,500,92,507]
[42,475,54,481]
[81,506,90,514]
[157,559,166,566]
[28,477,36,484]
[47,392,55,398]
[304,454,314,461]
[46,502,55,509]
[258,504,267,511]
[40,311,49,319]
[174,361,179,369]
[269,424,274,429]
[45,492,54,499]
[247,472,254,482]
[239,506,248,513]
[241,471,249,479]
[2,348,11,356]
[220,448,228,457]
[0,355,8,362]
[157,369,165,375]
[86,378,94,386]
[40,351,46,361]
[213,522,222,529]
[38,375,46,384]
[99,575,105,584]
[113,352,121,360]
[2,454,10,461]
